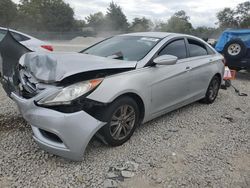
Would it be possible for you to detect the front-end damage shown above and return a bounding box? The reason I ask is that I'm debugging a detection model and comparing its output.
[11,91,106,161]
[0,31,136,160]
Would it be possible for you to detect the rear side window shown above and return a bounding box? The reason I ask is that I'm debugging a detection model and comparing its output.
[11,32,29,42]
[159,39,187,59]
[0,29,29,42]
[188,39,208,57]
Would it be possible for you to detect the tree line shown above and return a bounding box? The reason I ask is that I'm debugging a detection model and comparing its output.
[0,0,249,38]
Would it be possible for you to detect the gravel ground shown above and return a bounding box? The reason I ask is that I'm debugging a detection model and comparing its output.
[0,71,249,188]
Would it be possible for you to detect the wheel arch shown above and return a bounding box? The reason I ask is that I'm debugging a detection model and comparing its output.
[113,92,145,124]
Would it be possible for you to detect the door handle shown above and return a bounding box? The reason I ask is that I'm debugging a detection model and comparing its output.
[185,66,191,71]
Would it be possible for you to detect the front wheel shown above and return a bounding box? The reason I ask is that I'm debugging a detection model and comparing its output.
[100,96,140,146]
[200,75,221,104]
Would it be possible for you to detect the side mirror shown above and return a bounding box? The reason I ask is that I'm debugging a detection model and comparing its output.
[153,55,178,65]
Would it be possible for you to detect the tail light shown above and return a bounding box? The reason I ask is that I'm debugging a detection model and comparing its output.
[41,45,53,51]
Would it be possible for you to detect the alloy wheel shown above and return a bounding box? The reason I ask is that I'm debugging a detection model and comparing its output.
[208,78,220,101]
[110,105,136,140]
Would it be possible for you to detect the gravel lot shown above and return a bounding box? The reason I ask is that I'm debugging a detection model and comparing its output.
[0,68,250,187]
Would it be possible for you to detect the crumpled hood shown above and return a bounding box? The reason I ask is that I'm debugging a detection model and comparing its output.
[20,52,137,82]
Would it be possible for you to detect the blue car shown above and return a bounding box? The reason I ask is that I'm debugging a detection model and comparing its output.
[215,29,250,71]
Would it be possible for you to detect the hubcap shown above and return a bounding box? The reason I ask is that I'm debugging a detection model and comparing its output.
[110,105,136,140]
[228,44,241,56]
[208,78,219,101]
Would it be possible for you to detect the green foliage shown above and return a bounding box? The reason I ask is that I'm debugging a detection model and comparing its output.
[106,1,129,31]
[17,0,75,31]
[2,0,248,34]
[129,17,153,32]
[73,19,86,31]
[216,1,250,28]
[0,0,17,27]
[86,12,106,31]
[236,1,250,28]
[192,26,222,39]
[85,2,129,32]
[174,10,190,22]
[216,8,238,28]
[159,10,193,34]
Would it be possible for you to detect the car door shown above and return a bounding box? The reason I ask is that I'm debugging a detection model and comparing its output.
[150,38,193,117]
[185,38,215,98]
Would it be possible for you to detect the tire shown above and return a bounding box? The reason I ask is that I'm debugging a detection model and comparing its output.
[223,38,247,61]
[100,96,140,146]
[200,75,221,104]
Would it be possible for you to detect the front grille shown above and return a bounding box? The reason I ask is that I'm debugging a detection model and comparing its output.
[19,69,38,98]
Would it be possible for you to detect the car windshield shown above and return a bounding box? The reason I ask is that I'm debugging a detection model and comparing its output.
[82,36,160,61]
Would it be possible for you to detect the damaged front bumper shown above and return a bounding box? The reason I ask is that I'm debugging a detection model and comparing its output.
[0,30,109,160]
[11,91,105,161]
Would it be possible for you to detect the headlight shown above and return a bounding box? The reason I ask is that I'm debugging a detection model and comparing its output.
[37,78,103,106]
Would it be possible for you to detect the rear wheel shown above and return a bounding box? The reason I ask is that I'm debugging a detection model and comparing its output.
[201,75,221,104]
[100,96,140,146]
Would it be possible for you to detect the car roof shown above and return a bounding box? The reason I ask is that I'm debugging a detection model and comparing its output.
[119,32,173,39]
[118,32,202,40]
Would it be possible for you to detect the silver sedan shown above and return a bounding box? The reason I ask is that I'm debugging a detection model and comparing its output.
[0,32,224,161]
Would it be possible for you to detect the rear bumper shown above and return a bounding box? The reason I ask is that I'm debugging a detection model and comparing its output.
[11,92,105,161]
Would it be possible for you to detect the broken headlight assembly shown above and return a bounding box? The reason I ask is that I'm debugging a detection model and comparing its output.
[37,78,103,106]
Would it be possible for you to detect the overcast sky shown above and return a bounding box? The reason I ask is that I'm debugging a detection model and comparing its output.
[13,0,247,27]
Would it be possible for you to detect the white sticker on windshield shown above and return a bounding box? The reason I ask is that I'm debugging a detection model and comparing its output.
[140,37,159,42]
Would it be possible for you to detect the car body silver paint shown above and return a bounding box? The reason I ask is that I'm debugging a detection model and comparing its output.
[87,55,224,123]
[11,91,105,161]
[0,32,224,160]
[19,52,137,82]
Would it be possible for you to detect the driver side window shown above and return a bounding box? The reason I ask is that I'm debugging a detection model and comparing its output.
[159,39,187,59]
